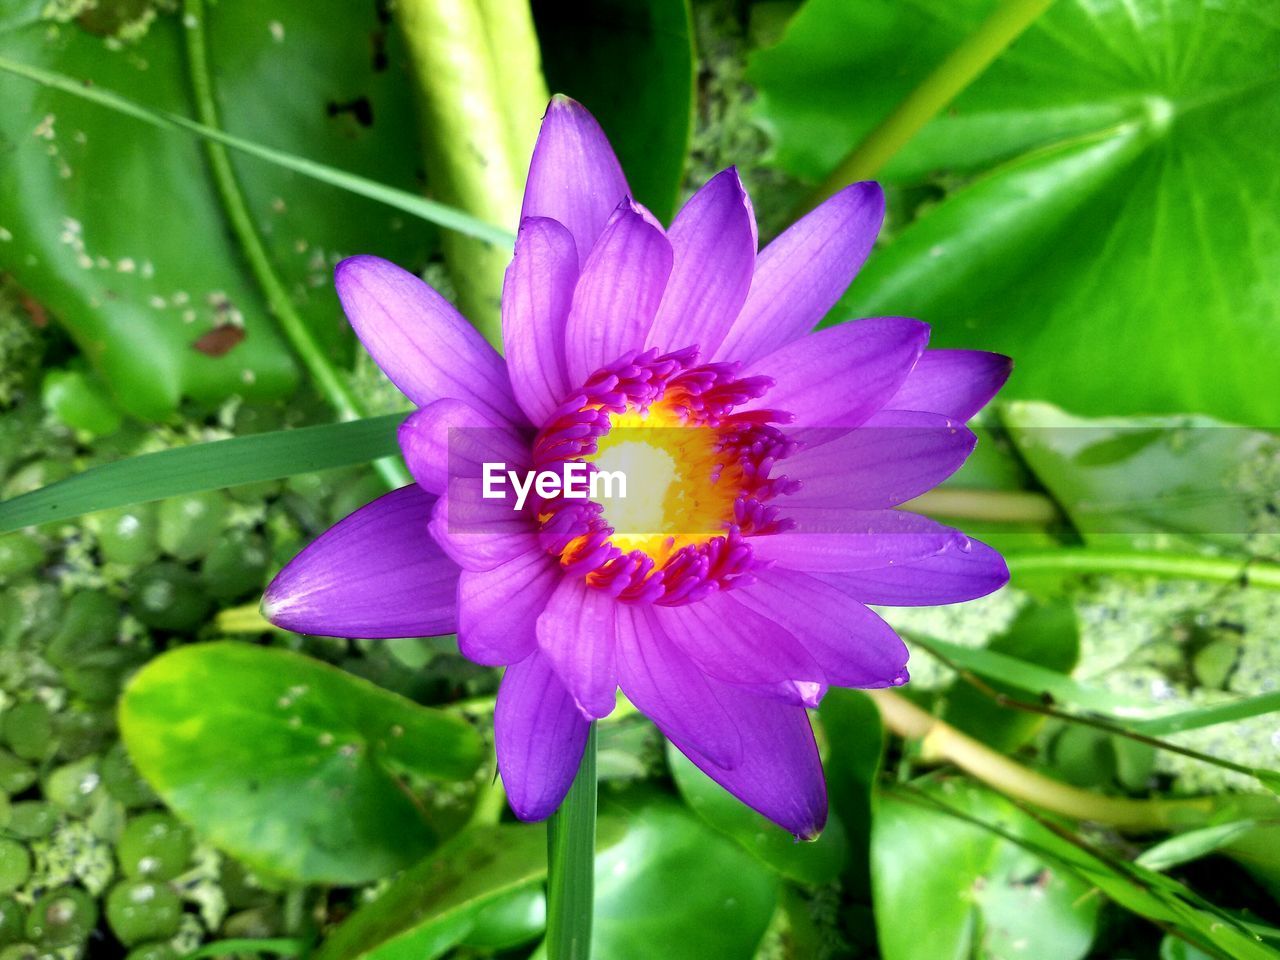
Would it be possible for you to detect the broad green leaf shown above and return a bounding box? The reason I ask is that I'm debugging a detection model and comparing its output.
[904,783,1280,960]
[314,825,549,960]
[533,0,694,222]
[942,600,1080,751]
[0,413,402,534]
[0,2,432,417]
[873,782,1100,960]
[536,795,777,960]
[0,54,513,246]
[118,642,482,885]
[203,0,435,354]
[750,0,1280,424]
[817,688,884,898]
[1002,402,1278,551]
[666,741,848,885]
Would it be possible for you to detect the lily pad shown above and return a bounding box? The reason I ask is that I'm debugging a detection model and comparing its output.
[118,642,482,885]
[0,1,430,418]
[873,782,1100,960]
[749,0,1280,424]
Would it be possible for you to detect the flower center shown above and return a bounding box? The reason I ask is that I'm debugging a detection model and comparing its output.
[530,346,796,605]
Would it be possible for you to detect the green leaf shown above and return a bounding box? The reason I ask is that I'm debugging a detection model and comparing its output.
[873,782,1100,960]
[904,782,1280,960]
[579,795,778,960]
[750,0,1280,424]
[1001,402,1278,551]
[0,4,505,417]
[313,825,549,960]
[118,642,482,885]
[533,0,694,222]
[0,413,402,534]
[818,688,884,898]
[666,741,848,885]
[941,600,1080,751]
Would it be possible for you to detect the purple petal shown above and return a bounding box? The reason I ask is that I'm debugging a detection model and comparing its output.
[428,489,540,573]
[822,536,1009,606]
[537,578,619,719]
[731,570,909,688]
[715,182,884,365]
[564,199,673,385]
[521,96,630,269]
[263,485,458,638]
[654,591,824,687]
[885,349,1012,421]
[645,168,756,355]
[669,678,827,839]
[614,603,743,769]
[458,549,561,666]
[749,510,960,565]
[786,411,975,510]
[495,650,590,822]
[746,316,929,427]
[335,256,523,424]
[398,399,531,494]
[502,218,578,425]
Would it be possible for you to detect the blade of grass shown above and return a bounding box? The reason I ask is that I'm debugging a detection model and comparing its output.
[546,722,598,960]
[0,55,516,247]
[0,414,403,533]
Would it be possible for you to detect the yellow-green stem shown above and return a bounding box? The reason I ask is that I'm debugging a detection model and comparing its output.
[908,488,1061,525]
[393,0,548,346]
[866,689,1279,832]
[803,0,1058,209]
[182,0,409,488]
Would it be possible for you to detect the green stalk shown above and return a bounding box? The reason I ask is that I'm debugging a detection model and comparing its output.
[908,488,1061,525]
[1006,548,1280,589]
[393,0,548,347]
[868,690,1279,831]
[803,0,1058,209]
[546,723,598,960]
[181,0,409,488]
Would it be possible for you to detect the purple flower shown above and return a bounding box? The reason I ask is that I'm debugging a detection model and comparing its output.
[262,97,1010,838]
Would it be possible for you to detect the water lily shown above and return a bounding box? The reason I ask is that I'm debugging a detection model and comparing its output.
[262,96,1009,838]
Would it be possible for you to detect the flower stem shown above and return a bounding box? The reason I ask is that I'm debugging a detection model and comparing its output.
[1005,548,1280,589]
[908,488,1061,526]
[393,0,547,347]
[181,0,410,489]
[802,0,1057,209]
[866,690,1278,831]
[546,722,598,960]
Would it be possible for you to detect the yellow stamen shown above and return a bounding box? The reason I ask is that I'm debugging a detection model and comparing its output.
[585,403,739,563]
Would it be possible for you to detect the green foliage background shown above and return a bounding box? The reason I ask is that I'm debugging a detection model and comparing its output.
[0,0,1278,958]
